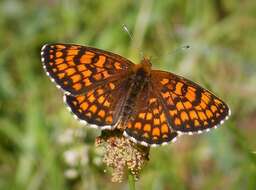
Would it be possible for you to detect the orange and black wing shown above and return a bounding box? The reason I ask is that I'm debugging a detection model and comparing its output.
[151,70,231,134]
[124,84,178,147]
[64,78,129,129]
[41,43,134,95]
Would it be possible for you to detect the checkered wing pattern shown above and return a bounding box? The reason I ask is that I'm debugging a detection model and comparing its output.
[151,70,231,134]
[65,78,128,129]
[41,43,133,95]
[124,84,178,146]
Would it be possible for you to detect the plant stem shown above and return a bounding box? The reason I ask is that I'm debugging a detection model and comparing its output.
[128,171,136,190]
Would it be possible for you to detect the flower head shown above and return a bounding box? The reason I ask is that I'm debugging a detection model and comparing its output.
[96,129,150,182]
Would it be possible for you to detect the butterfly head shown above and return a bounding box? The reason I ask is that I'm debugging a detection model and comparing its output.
[138,56,152,75]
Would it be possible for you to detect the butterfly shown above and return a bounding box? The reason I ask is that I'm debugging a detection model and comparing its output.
[41,43,231,147]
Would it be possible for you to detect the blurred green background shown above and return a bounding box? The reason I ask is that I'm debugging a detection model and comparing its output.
[1,0,256,189]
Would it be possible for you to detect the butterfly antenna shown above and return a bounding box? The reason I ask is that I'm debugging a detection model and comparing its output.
[168,45,191,57]
[151,45,191,60]
[140,51,145,59]
[122,24,134,41]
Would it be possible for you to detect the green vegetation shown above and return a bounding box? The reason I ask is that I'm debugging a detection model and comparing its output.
[0,0,256,189]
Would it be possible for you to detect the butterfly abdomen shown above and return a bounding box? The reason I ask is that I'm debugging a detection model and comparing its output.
[122,66,150,123]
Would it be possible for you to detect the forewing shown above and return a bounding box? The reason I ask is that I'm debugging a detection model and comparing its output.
[124,84,178,147]
[151,70,231,134]
[41,43,134,95]
[64,78,128,129]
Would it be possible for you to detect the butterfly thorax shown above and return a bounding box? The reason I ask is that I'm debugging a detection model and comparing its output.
[118,58,152,130]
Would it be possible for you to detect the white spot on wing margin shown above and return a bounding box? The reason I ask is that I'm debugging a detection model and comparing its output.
[63,95,113,130]
[41,44,72,96]
[123,131,179,148]
[174,107,231,136]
